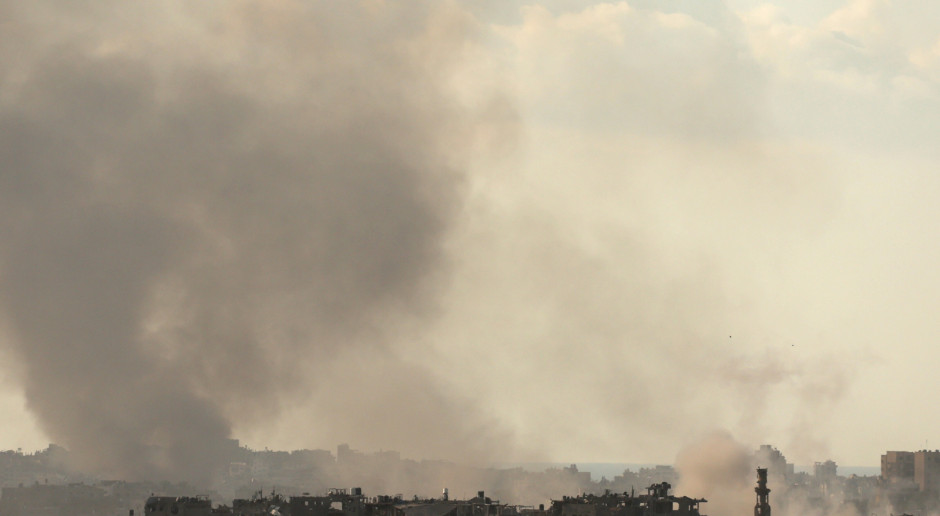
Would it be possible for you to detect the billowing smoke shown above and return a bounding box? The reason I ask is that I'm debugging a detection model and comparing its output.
[675,431,754,516]
[5,0,934,486]
[675,433,874,516]
[0,0,515,481]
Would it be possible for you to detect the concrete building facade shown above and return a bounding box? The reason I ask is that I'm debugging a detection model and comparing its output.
[914,451,940,493]
[882,451,915,486]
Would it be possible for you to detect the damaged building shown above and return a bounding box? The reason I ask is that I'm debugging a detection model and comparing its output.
[549,482,705,516]
[138,480,713,516]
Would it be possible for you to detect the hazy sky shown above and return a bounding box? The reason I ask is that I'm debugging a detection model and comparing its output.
[0,0,938,476]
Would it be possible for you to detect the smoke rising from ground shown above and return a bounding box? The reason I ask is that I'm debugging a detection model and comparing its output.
[2,0,940,483]
[675,432,754,516]
[675,433,888,516]
[0,0,517,481]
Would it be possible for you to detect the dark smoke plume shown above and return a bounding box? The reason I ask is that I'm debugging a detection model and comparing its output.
[0,0,512,481]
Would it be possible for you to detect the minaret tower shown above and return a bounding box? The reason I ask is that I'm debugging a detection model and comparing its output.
[755,468,771,516]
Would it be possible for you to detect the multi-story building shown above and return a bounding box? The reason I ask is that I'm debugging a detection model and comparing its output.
[814,461,837,485]
[882,451,915,486]
[914,451,940,493]
[755,445,794,480]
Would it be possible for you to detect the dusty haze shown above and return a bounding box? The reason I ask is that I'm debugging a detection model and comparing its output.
[2,0,940,481]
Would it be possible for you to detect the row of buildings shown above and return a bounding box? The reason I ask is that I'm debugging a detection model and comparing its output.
[7,443,940,516]
[142,481,709,516]
[0,480,210,516]
[744,446,940,516]
[0,480,712,516]
[881,450,940,492]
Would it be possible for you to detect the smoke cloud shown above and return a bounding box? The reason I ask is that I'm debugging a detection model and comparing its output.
[675,431,754,516]
[0,0,516,481]
[417,1,862,467]
[3,0,939,485]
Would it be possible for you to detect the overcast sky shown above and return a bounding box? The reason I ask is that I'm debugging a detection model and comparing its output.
[1,0,938,475]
